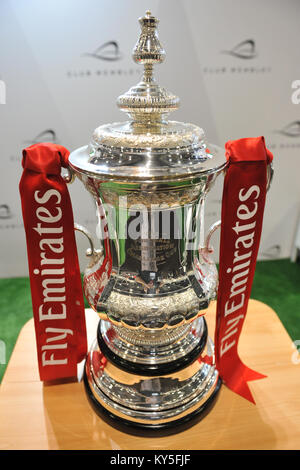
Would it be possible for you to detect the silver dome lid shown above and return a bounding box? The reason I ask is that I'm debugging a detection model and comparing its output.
[69,11,226,183]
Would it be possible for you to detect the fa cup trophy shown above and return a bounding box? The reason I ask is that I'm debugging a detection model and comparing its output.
[68,11,226,430]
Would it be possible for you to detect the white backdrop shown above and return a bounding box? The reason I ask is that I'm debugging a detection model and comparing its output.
[1,0,300,277]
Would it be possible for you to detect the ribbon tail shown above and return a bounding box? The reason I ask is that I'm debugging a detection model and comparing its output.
[224,361,267,404]
[232,380,257,405]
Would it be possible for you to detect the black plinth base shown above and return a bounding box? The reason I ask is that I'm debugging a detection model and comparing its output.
[83,373,222,437]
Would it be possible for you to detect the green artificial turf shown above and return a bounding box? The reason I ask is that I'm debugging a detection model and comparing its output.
[0,259,299,383]
[250,259,300,340]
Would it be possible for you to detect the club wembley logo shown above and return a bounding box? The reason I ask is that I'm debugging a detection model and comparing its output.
[0,204,13,220]
[67,39,139,79]
[268,121,300,151]
[24,129,58,145]
[261,245,281,259]
[0,203,22,229]
[203,38,271,75]
[222,39,257,59]
[10,130,59,164]
[82,41,123,61]
[276,121,300,138]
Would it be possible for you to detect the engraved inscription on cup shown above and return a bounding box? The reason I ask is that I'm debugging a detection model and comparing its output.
[80,174,218,332]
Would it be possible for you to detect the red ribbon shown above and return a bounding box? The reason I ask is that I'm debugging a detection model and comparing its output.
[19,143,87,381]
[215,136,273,403]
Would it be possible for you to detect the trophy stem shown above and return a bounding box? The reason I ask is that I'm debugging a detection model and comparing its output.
[97,318,208,376]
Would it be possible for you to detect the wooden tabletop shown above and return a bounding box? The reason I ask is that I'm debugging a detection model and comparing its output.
[0,299,300,450]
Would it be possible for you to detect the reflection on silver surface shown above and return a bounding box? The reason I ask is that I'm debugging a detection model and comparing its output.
[69,11,225,427]
[79,182,219,329]
[101,317,205,364]
[86,333,219,424]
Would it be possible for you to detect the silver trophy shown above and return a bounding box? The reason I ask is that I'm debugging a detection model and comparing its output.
[69,11,227,431]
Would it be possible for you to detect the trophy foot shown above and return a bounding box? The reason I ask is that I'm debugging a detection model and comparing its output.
[83,319,221,435]
[84,371,221,436]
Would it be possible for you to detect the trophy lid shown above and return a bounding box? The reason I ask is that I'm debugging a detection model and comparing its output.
[69,11,226,182]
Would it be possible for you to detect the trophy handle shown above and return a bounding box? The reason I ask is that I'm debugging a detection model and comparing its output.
[74,223,103,259]
[63,166,103,261]
[62,166,76,184]
[63,166,113,310]
[192,219,219,303]
[201,220,221,262]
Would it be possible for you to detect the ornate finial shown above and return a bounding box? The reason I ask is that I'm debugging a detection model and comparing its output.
[117,12,179,125]
[132,11,165,69]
